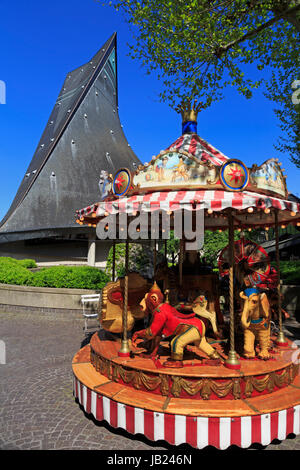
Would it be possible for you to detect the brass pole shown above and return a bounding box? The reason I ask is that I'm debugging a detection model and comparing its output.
[225,209,240,369]
[119,240,130,356]
[164,239,168,263]
[153,240,157,279]
[112,240,116,282]
[274,210,287,346]
[179,239,184,286]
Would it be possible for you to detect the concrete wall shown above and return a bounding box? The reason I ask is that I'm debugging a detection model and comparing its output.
[0,239,113,268]
[0,283,100,314]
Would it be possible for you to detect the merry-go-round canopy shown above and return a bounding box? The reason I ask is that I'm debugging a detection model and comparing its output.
[76,109,300,232]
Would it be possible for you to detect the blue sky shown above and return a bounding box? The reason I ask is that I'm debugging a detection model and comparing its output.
[0,0,299,221]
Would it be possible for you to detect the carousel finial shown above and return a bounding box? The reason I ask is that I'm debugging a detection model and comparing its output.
[175,100,203,135]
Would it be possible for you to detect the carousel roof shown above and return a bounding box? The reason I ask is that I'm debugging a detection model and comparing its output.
[76,106,300,230]
[167,132,228,166]
[76,188,300,230]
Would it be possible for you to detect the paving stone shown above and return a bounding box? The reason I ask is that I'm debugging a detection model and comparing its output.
[0,310,299,451]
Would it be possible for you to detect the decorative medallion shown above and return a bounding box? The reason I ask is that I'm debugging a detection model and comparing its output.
[112,168,132,197]
[220,159,249,192]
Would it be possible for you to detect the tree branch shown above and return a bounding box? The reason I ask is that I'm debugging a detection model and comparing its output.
[215,3,300,58]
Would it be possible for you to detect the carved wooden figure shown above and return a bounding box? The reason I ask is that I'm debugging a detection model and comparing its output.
[132,282,221,367]
[240,288,271,360]
[100,272,152,333]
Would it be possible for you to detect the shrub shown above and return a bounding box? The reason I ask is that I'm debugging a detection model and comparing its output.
[28,265,110,290]
[0,257,109,289]
[17,259,37,269]
[0,257,34,285]
[273,261,300,285]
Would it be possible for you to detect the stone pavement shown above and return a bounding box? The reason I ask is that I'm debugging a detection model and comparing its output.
[0,310,300,451]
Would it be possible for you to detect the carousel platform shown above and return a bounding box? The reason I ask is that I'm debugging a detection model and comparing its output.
[72,330,300,449]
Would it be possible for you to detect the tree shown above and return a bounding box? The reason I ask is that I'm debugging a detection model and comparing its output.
[104,0,300,162]
[105,242,155,279]
[200,230,240,267]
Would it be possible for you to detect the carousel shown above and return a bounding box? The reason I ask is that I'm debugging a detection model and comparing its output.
[72,104,300,450]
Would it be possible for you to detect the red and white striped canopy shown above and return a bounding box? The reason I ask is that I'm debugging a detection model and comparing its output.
[95,190,299,215]
[168,133,229,166]
[77,190,300,229]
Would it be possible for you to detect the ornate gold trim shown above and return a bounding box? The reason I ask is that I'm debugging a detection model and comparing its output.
[90,347,299,400]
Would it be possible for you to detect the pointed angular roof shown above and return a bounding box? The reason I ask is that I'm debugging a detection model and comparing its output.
[167,132,229,166]
[0,33,141,241]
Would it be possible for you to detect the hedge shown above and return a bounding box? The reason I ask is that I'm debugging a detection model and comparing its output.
[0,257,109,289]
[274,261,300,285]
[0,257,35,286]
[30,266,109,289]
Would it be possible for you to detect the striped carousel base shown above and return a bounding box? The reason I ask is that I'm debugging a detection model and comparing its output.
[72,335,300,450]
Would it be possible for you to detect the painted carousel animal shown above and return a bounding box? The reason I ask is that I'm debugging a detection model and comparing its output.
[239,288,271,360]
[132,282,222,367]
[154,256,224,328]
[100,272,152,333]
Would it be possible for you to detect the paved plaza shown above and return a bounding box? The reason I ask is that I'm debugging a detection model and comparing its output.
[1,309,300,451]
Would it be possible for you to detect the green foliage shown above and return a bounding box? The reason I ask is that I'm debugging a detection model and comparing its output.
[272,260,300,285]
[0,257,109,289]
[0,257,34,285]
[199,230,240,267]
[158,230,180,261]
[104,0,300,161]
[105,243,154,279]
[265,68,300,165]
[17,259,38,269]
[29,266,110,289]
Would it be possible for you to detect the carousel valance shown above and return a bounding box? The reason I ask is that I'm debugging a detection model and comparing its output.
[76,189,300,229]
[79,190,299,215]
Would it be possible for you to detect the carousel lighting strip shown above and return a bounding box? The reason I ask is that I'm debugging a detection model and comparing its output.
[73,376,300,450]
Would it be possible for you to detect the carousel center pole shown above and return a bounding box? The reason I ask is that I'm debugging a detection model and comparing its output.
[225,209,241,370]
[118,239,130,357]
[274,209,288,346]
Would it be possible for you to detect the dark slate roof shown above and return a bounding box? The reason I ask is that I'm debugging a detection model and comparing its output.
[261,233,300,253]
[0,33,141,242]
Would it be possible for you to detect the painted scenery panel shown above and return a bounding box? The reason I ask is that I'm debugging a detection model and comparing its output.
[250,159,286,197]
[133,152,218,189]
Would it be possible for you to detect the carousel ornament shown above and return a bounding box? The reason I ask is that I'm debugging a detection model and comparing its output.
[132,283,222,367]
[192,294,222,339]
[112,168,132,196]
[240,288,271,360]
[220,159,249,191]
